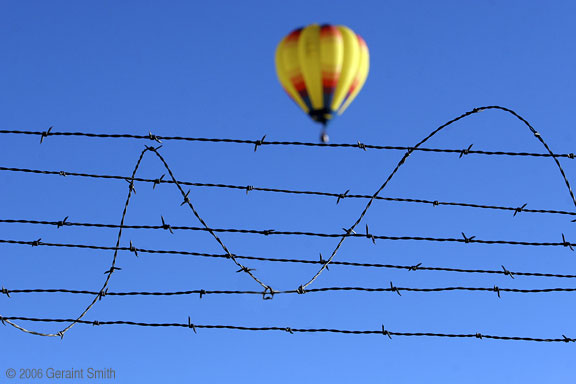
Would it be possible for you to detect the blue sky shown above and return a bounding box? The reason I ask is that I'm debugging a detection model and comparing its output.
[2,1,576,382]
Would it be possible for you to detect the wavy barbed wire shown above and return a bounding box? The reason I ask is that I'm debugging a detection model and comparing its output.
[1,128,575,159]
[1,316,573,343]
[1,148,149,337]
[299,106,576,291]
[1,166,574,217]
[0,146,270,337]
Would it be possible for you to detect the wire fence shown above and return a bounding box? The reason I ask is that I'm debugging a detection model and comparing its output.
[1,105,576,341]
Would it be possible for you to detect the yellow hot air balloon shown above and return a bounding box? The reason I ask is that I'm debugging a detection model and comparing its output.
[275,24,369,142]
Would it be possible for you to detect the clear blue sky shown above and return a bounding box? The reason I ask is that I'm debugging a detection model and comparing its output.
[2,1,576,382]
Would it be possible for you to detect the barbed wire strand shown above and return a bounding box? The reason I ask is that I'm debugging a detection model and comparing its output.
[2,234,576,247]
[5,285,576,298]
[300,106,576,291]
[1,316,573,343]
[2,128,575,159]
[3,219,576,247]
[2,237,576,279]
[1,166,574,217]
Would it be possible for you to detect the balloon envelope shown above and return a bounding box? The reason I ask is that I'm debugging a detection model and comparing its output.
[275,24,369,126]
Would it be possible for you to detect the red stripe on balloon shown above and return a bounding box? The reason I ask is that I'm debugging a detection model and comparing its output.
[286,28,303,42]
[320,25,342,39]
[290,75,307,92]
[322,76,339,88]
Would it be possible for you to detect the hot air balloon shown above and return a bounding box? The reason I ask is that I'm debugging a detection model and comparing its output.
[275,24,369,142]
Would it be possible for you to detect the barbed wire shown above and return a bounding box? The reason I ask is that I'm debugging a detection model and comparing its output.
[149,147,270,291]
[22,147,152,338]
[1,127,575,159]
[3,105,576,340]
[5,285,576,298]
[299,106,576,290]
[0,127,575,159]
[1,165,574,217]
[3,236,576,279]
[0,146,271,337]
[3,220,576,248]
[1,316,573,343]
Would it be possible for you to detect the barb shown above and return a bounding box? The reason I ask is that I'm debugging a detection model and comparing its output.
[2,237,576,279]
[1,316,572,343]
[1,166,575,217]
[1,129,575,159]
[300,106,576,290]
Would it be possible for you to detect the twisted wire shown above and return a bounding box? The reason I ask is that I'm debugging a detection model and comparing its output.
[1,166,574,217]
[2,237,576,279]
[2,219,576,247]
[1,316,573,343]
[3,234,576,247]
[1,128,575,158]
[5,285,576,297]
